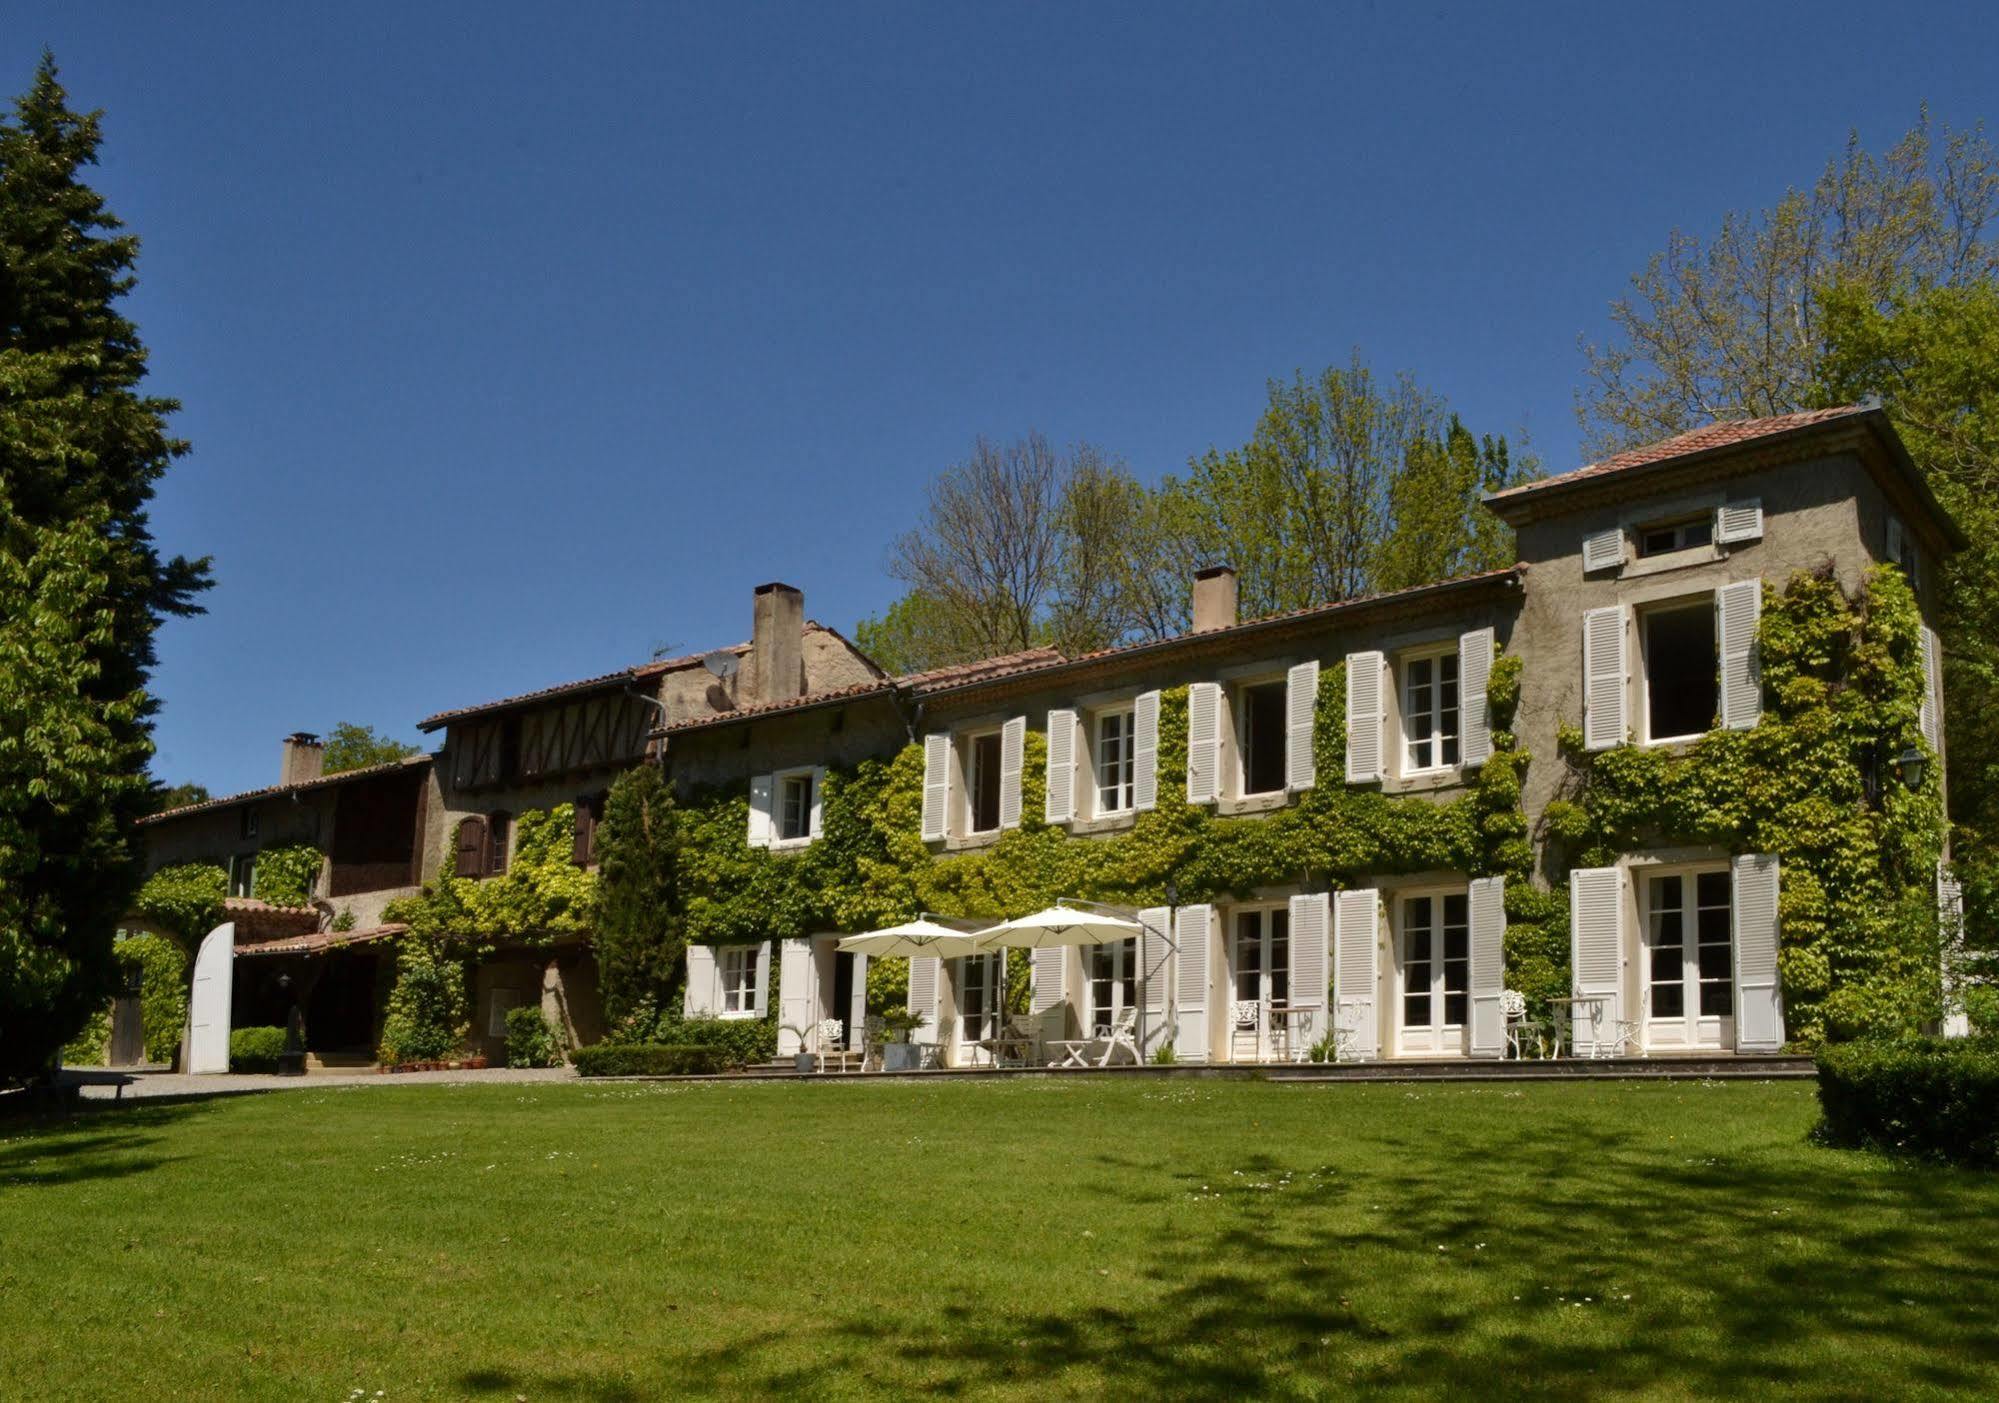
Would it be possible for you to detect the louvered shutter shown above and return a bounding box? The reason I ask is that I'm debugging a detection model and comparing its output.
[1467,877,1507,1059]
[1288,893,1330,1062]
[1045,709,1078,824]
[1334,888,1380,1061]
[1731,853,1783,1052]
[1174,904,1214,1061]
[1186,683,1222,804]
[908,956,941,1045]
[778,938,814,1054]
[999,717,1025,829]
[1280,660,1320,793]
[808,767,826,839]
[1138,906,1172,1059]
[1132,690,1160,812]
[752,941,772,1018]
[1459,628,1495,767]
[848,952,870,1046]
[1716,580,1762,731]
[454,816,488,878]
[921,733,951,841]
[1344,651,1385,783]
[1568,867,1623,1052]
[1941,861,1970,1038]
[1716,498,1764,544]
[1030,946,1067,1014]
[1583,606,1627,751]
[747,774,774,848]
[1582,526,1623,573]
[1920,625,1943,753]
[684,944,719,1017]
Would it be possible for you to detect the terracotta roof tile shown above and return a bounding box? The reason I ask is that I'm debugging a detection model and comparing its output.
[897,647,1067,688]
[235,923,407,958]
[138,754,432,827]
[660,679,898,734]
[222,898,324,942]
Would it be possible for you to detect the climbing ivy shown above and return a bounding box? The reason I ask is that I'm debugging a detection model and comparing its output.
[132,863,226,947]
[250,843,323,908]
[1542,566,1946,1045]
[383,804,597,956]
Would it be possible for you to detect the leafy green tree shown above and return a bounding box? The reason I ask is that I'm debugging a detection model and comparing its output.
[594,765,686,1027]
[0,56,210,1085]
[1376,416,1532,591]
[854,590,988,676]
[145,779,209,814]
[320,721,421,775]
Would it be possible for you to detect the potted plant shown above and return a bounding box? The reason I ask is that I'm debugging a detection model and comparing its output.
[879,1010,927,1071]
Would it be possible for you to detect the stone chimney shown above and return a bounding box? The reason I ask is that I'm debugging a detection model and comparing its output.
[750,582,805,704]
[1192,566,1238,633]
[280,732,324,786]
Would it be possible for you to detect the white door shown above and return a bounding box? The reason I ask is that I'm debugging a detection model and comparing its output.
[1643,871,1734,1050]
[1086,938,1136,1036]
[1397,892,1470,1056]
[1228,907,1291,1060]
[955,951,1004,1064]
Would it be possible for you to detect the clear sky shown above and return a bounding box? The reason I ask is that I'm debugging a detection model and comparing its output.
[8,2,1994,797]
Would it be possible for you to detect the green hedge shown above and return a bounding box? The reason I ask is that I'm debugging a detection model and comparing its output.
[1815,1037,1999,1167]
[503,1004,565,1068]
[572,1043,727,1077]
[655,1013,777,1066]
[229,1026,288,1074]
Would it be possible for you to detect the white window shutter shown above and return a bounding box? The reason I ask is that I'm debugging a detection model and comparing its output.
[1283,660,1319,792]
[999,716,1025,829]
[1716,498,1763,544]
[1583,606,1627,751]
[1174,904,1213,1061]
[848,952,869,1044]
[1044,709,1077,824]
[747,774,774,848]
[1333,888,1380,1061]
[1467,877,1507,1059]
[908,956,940,1044]
[1920,625,1943,753]
[778,938,814,1054]
[1459,628,1495,767]
[921,733,951,841]
[808,767,826,838]
[1287,893,1330,1061]
[1186,682,1222,804]
[1132,690,1161,812]
[1139,905,1172,1059]
[1731,853,1783,1052]
[684,944,718,1018]
[1344,651,1385,783]
[752,941,771,1018]
[1716,579,1762,731]
[1030,945,1067,1014]
[1568,867,1624,1052]
[1941,860,1970,1038]
[1582,526,1624,574]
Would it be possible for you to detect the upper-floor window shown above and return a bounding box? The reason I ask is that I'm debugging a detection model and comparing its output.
[1095,707,1135,815]
[1641,599,1716,742]
[227,852,256,900]
[778,770,814,843]
[486,811,512,876]
[239,806,259,841]
[719,946,757,1015]
[1402,648,1461,773]
[1236,679,1288,797]
[966,731,1004,833]
[1636,515,1713,559]
[1887,514,1920,592]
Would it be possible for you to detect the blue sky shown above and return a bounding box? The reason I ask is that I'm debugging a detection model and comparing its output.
[8,2,1994,796]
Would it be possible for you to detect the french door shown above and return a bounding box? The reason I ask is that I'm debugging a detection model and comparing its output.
[957,952,1003,1050]
[1643,871,1734,1050]
[1398,892,1469,1055]
[1230,907,1290,1060]
[1088,938,1136,1035]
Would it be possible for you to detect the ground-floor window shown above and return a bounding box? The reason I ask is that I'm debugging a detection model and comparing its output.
[1643,869,1733,1048]
[958,951,1003,1042]
[719,946,757,1015]
[1399,892,1469,1053]
[1089,938,1136,1033]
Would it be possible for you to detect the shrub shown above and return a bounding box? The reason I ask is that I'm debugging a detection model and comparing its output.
[229,1026,288,1073]
[1815,1037,1999,1167]
[62,1008,110,1066]
[655,1012,776,1067]
[117,932,189,1065]
[504,1004,565,1068]
[572,1043,727,1077]
[377,941,468,1065]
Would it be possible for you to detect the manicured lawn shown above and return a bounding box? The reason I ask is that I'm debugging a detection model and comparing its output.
[3,1077,1997,1400]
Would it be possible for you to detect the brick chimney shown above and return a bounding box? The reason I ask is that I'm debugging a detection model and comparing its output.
[750,582,805,704]
[280,732,324,786]
[1192,566,1238,632]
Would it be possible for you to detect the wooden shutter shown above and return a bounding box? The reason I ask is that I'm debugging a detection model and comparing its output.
[1583,606,1627,751]
[1132,690,1160,812]
[1186,683,1222,804]
[1288,893,1330,1061]
[752,941,772,1018]
[1920,625,1943,753]
[1334,888,1380,1061]
[1174,904,1214,1061]
[1045,709,1078,824]
[808,767,826,839]
[747,774,774,848]
[908,956,941,1044]
[683,944,719,1018]
[921,733,951,841]
[1731,853,1783,1052]
[778,938,814,1055]
[1941,861,1970,1038]
[1582,526,1623,573]
[1344,652,1384,783]
[486,811,511,875]
[453,816,488,878]
[1459,628,1495,767]
[570,796,597,867]
[1139,906,1172,1030]
[1467,877,1507,1059]
[1030,945,1067,1014]
[1568,866,1623,1050]
[848,952,870,1045]
[999,717,1025,829]
[1716,580,1762,730]
[1716,498,1764,544]
[1286,661,1319,792]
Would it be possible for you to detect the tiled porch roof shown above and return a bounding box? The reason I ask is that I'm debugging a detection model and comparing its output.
[235,923,407,958]
[223,898,324,942]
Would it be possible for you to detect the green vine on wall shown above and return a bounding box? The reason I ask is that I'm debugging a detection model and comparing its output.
[251,843,324,908]
[383,804,597,956]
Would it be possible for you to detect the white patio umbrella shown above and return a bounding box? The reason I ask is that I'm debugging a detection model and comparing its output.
[971,903,1142,950]
[836,918,985,960]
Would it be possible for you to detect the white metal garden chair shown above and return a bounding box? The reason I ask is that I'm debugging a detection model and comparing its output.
[1501,989,1530,1060]
[1230,999,1263,1062]
[1097,1006,1140,1066]
[815,1017,862,1074]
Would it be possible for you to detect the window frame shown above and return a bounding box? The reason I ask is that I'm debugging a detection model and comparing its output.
[960,728,1005,835]
[1397,642,1463,776]
[1091,705,1138,817]
[773,766,816,846]
[227,851,257,900]
[1233,676,1290,798]
[1639,863,1735,1037]
[717,945,759,1018]
[1396,888,1472,1039]
[1638,595,1719,746]
[957,950,1003,1042]
[1634,513,1716,560]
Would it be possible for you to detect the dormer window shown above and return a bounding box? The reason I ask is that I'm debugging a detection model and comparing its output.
[1636,515,1713,559]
